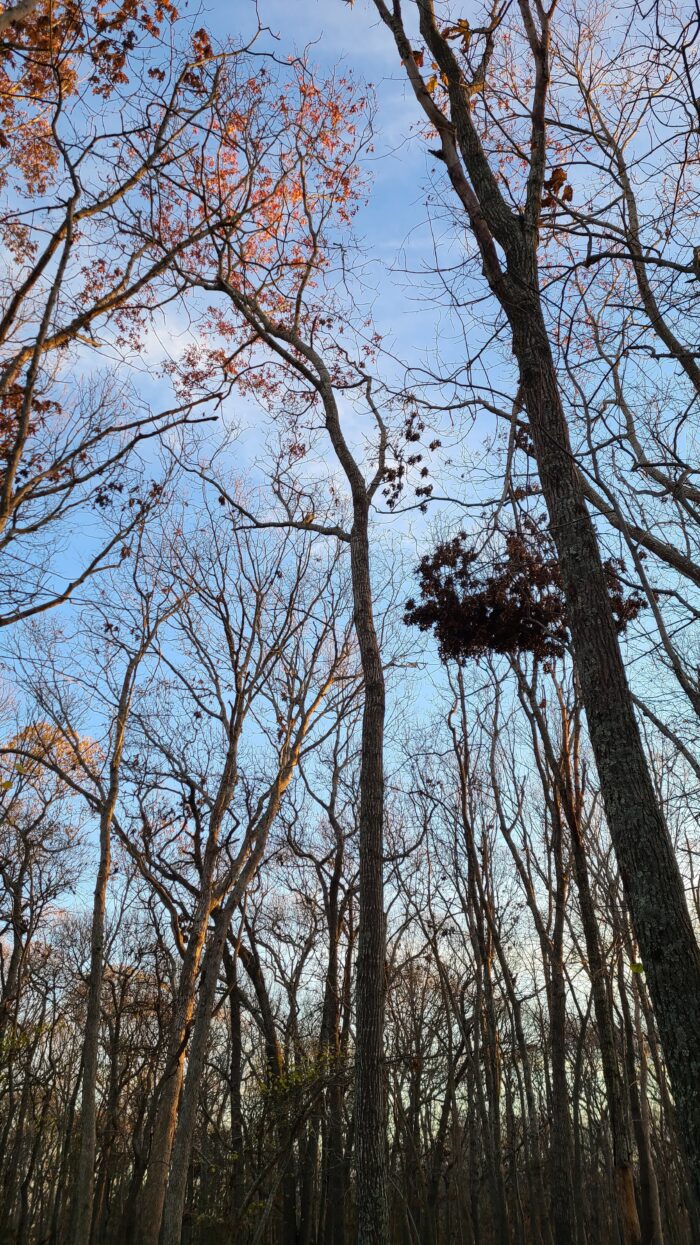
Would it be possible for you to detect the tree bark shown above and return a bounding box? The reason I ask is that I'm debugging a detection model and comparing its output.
[512,300,700,1199]
[223,948,245,1225]
[348,502,389,1245]
[136,894,212,1245]
[73,657,139,1245]
[548,803,577,1245]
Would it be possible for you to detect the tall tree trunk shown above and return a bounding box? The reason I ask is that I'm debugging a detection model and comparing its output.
[223,948,245,1225]
[548,803,577,1245]
[136,895,212,1245]
[73,655,140,1244]
[72,807,113,1245]
[320,864,347,1245]
[210,218,392,1243]
[512,300,700,1196]
[348,500,388,1245]
[300,375,390,1245]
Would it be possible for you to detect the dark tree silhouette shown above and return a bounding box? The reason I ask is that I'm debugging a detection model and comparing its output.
[405,523,644,663]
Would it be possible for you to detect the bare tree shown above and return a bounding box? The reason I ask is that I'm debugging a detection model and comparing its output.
[360,0,700,1196]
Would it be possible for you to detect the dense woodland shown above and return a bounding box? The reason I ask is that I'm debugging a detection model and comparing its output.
[1,1,700,1243]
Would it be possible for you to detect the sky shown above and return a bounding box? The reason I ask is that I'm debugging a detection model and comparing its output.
[203,0,452,374]
[179,0,500,543]
[115,0,475,513]
[7,0,470,911]
[114,0,489,612]
[45,0,471,666]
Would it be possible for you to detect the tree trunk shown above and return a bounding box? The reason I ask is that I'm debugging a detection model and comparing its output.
[73,657,138,1244]
[349,503,389,1245]
[320,880,347,1245]
[548,804,577,1245]
[223,948,245,1224]
[72,809,112,1245]
[159,904,231,1245]
[136,895,212,1245]
[510,296,700,1197]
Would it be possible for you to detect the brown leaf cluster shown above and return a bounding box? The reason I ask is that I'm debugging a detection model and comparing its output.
[405,525,643,664]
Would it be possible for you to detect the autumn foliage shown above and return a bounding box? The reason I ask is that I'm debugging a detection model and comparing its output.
[405,523,644,663]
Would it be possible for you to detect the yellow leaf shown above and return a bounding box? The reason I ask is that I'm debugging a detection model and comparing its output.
[426,74,438,94]
[443,19,471,42]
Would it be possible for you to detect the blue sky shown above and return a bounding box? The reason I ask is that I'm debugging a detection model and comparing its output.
[100,0,486,583]
[204,0,448,370]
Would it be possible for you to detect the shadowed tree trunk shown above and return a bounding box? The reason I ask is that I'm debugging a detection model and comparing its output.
[73,654,143,1245]
[547,799,577,1245]
[223,947,245,1225]
[518,674,642,1245]
[347,495,389,1245]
